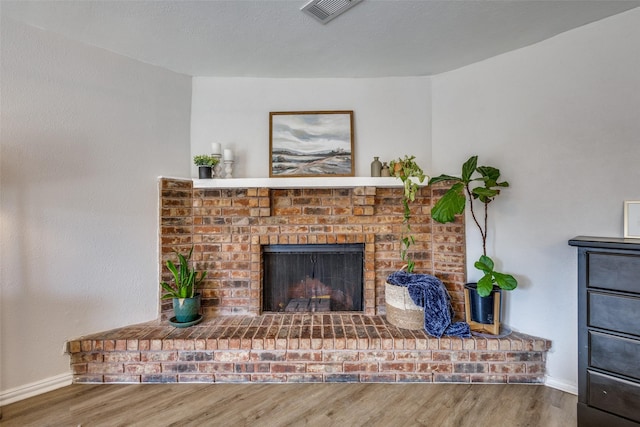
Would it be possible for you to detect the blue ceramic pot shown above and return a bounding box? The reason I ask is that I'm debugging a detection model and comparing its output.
[172,293,201,323]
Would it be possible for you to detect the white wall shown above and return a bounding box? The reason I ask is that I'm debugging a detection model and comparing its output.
[191,77,432,178]
[432,8,640,392]
[0,19,192,400]
[3,5,638,403]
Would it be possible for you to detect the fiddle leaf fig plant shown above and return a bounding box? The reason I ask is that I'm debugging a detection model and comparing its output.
[429,155,517,297]
[389,155,426,273]
[474,255,517,296]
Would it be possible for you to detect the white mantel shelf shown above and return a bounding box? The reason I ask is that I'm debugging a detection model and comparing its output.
[191,176,425,189]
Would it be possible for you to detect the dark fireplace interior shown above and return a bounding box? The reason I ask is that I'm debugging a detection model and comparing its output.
[262,243,364,312]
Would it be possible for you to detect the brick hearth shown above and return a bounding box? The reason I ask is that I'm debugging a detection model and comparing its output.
[66,177,551,385]
[68,314,550,384]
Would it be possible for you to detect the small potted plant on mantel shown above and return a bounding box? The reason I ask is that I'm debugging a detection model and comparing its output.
[429,155,517,335]
[194,154,220,179]
[160,246,206,327]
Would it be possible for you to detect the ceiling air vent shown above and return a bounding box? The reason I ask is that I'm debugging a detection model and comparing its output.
[301,0,364,24]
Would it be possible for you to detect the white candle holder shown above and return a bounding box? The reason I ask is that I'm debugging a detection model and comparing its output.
[224,160,234,178]
[213,154,222,178]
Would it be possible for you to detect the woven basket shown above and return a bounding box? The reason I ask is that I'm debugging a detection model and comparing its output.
[385,281,424,330]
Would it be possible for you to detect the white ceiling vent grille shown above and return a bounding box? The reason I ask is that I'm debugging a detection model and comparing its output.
[301,0,364,24]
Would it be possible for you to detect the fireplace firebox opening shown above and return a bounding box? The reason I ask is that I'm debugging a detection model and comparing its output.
[262,243,364,312]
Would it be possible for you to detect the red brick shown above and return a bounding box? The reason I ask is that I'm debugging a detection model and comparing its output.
[198,363,234,373]
[88,363,123,374]
[380,362,414,372]
[141,352,178,362]
[178,374,215,383]
[359,374,396,382]
[344,362,378,372]
[104,375,140,383]
[417,363,452,374]
[453,363,487,374]
[397,373,433,382]
[71,364,87,374]
[286,351,322,361]
[470,352,506,362]
[67,341,81,353]
[270,363,306,373]
[125,363,161,375]
[433,373,470,383]
[104,352,141,363]
[470,374,508,383]
[489,363,526,374]
[306,363,343,373]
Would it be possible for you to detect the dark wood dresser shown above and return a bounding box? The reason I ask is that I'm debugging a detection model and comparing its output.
[569,236,640,427]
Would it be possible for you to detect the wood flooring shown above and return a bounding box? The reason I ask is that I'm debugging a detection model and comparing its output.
[1,383,576,426]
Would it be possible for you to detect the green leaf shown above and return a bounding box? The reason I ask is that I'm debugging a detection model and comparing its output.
[461,156,478,182]
[166,260,179,283]
[160,282,178,299]
[476,274,494,297]
[472,186,499,203]
[431,182,466,223]
[428,174,460,185]
[493,272,518,291]
[476,166,500,182]
[474,255,494,273]
[178,286,188,298]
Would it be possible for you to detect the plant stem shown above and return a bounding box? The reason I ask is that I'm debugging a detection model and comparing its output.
[483,202,488,257]
[465,183,487,257]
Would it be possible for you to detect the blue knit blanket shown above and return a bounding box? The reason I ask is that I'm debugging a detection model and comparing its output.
[387,271,471,338]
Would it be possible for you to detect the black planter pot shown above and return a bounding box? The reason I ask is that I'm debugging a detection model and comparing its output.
[198,166,213,179]
[465,283,501,325]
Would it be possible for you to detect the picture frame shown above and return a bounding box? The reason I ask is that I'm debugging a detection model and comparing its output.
[269,111,354,177]
[624,200,640,238]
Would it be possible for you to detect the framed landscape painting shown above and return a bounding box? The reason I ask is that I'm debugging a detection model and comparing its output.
[269,111,354,177]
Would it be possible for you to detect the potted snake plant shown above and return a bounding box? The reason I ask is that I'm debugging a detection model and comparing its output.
[160,246,206,327]
[429,155,517,334]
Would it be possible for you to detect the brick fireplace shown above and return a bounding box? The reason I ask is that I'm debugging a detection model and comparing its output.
[65,177,550,385]
[159,177,467,320]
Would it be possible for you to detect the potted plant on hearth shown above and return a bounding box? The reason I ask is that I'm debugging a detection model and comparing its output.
[194,154,220,179]
[384,155,426,330]
[384,156,471,337]
[160,246,206,327]
[428,155,517,335]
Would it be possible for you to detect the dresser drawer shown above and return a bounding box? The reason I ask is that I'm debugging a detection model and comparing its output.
[590,332,640,380]
[589,292,640,337]
[588,370,640,423]
[588,253,640,293]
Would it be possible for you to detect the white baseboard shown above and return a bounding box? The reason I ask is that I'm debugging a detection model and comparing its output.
[545,375,578,395]
[0,372,73,406]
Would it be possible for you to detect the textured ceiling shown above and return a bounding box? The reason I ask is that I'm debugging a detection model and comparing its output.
[2,0,639,77]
